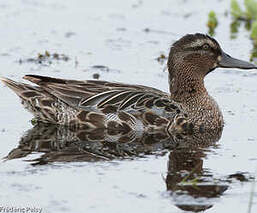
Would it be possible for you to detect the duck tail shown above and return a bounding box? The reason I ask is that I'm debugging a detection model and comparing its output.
[0,76,44,99]
[0,77,28,97]
[0,77,57,123]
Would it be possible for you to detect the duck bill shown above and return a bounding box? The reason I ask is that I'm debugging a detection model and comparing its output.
[218,51,257,69]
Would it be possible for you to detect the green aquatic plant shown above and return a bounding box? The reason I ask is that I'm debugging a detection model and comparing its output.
[230,20,241,39]
[207,11,218,36]
[231,0,257,20]
[245,0,257,20]
[231,0,257,59]
[250,21,257,61]
[180,176,200,189]
[231,0,244,19]
[30,118,38,126]
[250,45,257,61]
[250,20,257,44]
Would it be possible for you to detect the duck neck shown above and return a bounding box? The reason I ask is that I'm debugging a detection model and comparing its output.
[168,65,207,103]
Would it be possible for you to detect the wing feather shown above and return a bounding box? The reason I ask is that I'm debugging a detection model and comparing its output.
[23,75,182,117]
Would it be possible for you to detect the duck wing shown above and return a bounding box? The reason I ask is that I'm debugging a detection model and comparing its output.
[23,75,182,116]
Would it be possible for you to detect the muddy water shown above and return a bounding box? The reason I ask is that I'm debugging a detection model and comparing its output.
[0,0,257,212]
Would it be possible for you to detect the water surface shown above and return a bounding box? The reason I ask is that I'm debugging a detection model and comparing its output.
[0,0,257,212]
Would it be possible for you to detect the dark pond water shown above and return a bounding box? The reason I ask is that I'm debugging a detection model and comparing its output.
[0,0,257,212]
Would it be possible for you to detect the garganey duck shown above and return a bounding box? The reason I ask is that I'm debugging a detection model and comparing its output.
[1,33,256,142]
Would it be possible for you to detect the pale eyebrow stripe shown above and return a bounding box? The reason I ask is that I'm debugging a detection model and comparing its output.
[184,39,216,49]
[184,39,205,49]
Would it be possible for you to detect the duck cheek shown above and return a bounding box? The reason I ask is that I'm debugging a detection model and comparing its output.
[183,53,201,63]
[200,55,216,69]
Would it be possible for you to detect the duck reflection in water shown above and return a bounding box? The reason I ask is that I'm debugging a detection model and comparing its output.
[167,147,228,212]
[6,123,228,212]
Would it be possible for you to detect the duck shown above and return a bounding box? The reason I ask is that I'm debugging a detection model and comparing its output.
[1,33,256,142]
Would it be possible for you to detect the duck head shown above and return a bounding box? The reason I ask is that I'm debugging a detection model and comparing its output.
[167,33,257,101]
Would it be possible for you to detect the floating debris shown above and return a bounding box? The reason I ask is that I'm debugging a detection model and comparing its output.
[156,53,167,65]
[132,0,143,8]
[92,73,100,79]
[228,172,254,182]
[143,28,176,35]
[18,51,70,65]
[105,38,131,50]
[116,27,126,31]
[143,28,150,33]
[91,65,109,72]
[75,56,79,68]
[84,65,120,74]
[65,32,76,38]
[83,65,120,78]
[183,13,192,19]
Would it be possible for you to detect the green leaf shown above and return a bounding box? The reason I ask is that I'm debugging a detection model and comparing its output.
[231,0,244,18]
[244,0,257,19]
[251,20,257,43]
[207,11,218,36]
[31,118,38,126]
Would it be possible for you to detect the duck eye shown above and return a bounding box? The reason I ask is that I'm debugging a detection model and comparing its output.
[202,43,210,50]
